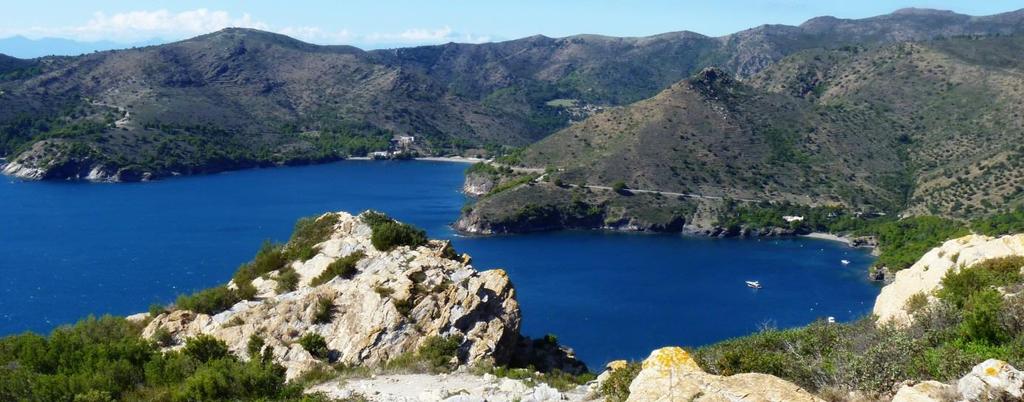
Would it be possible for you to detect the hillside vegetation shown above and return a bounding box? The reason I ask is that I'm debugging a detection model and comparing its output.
[461,34,1024,240]
[3,9,1024,180]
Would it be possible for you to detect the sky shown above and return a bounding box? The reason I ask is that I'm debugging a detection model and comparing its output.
[2,1,1023,49]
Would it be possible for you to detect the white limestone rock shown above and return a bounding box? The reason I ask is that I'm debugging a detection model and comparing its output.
[957,359,1023,401]
[142,211,522,380]
[873,234,1024,326]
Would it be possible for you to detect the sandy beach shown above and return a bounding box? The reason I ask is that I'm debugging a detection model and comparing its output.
[414,156,487,164]
[801,232,854,246]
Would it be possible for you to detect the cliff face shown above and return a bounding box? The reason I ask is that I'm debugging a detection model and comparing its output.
[873,233,1024,325]
[142,211,531,379]
[463,171,497,197]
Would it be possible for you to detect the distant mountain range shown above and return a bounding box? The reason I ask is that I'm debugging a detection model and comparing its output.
[1,7,1023,209]
[0,36,165,58]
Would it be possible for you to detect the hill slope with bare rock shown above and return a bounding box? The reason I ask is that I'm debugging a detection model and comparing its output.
[3,8,1024,181]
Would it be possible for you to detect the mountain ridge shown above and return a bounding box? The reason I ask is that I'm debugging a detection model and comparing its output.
[4,8,1024,182]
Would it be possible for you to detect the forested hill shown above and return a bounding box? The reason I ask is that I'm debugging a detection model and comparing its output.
[458,34,1024,234]
[2,8,1023,181]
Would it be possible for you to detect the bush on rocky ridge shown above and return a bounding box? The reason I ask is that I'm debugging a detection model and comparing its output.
[310,251,365,286]
[286,214,341,261]
[175,285,243,315]
[362,212,428,252]
[0,315,306,401]
[298,332,329,359]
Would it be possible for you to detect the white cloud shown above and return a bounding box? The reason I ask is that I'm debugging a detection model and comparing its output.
[16,9,267,42]
[2,8,492,47]
[286,25,491,47]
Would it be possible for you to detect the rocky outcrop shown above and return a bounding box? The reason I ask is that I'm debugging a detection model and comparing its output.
[873,234,1024,326]
[957,359,1023,401]
[142,211,543,379]
[626,346,824,402]
[463,172,497,197]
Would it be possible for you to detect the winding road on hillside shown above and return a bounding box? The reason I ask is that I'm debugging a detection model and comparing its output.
[491,161,761,202]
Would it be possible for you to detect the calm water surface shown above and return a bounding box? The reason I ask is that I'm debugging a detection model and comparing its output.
[0,160,878,366]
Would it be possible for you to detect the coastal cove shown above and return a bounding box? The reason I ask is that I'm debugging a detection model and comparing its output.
[0,160,878,367]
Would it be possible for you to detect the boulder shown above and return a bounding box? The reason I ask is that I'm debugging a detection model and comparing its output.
[626,346,823,402]
[873,234,1024,326]
[957,359,1023,401]
[891,380,955,402]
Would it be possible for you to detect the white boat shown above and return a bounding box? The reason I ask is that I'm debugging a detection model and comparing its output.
[841,259,851,265]
[746,280,762,289]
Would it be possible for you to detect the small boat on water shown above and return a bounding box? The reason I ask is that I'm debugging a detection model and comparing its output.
[746,280,762,289]
[841,259,851,265]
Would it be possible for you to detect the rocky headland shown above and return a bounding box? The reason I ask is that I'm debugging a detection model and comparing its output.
[140,211,584,382]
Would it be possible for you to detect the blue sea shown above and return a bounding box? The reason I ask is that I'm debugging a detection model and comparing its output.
[0,160,879,367]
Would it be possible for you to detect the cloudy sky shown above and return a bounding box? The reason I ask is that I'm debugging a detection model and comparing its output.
[2,0,1022,48]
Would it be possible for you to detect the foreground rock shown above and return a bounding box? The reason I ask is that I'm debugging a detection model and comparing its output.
[891,381,955,402]
[308,372,594,401]
[626,347,823,402]
[957,359,1023,401]
[873,234,1024,325]
[142,211,582,379]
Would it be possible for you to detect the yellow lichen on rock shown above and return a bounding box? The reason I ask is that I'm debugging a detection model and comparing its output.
[607,359,629,371]
[626,346,824,402]
[641,346,701,372]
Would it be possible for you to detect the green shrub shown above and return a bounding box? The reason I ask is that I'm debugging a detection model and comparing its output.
[863,216,970,271]
[0,315,302,401]
[152,327,174,347]
[175,285,242,315]
[310,251,365,286]
[313,297,335,324]
[361,211,393,228]
[362,211,429,252]
[611,180,628,193]
[904,292,929,315]
[371,221,428,251]
[374,285,394,297]
[465,162,499,176]
[286,214,341,261]
[298,333,329,359]
[175,357,289,401]
[938,256,1024,308]
[417,335,463,370]
[247,334,265,360]
[183,335,230,363]
[846,330,921,393]
[233,240,287,288]
[276,266,300,293]
[149,303,168,317]
[960,289,1008,344]
[971,208,1024,236]
[600,362,642,402]
[486,174,539,197]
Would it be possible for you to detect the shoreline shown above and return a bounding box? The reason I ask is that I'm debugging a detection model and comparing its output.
[801,232,856,247]
[415,156,487,164]
[347,156,486,164]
